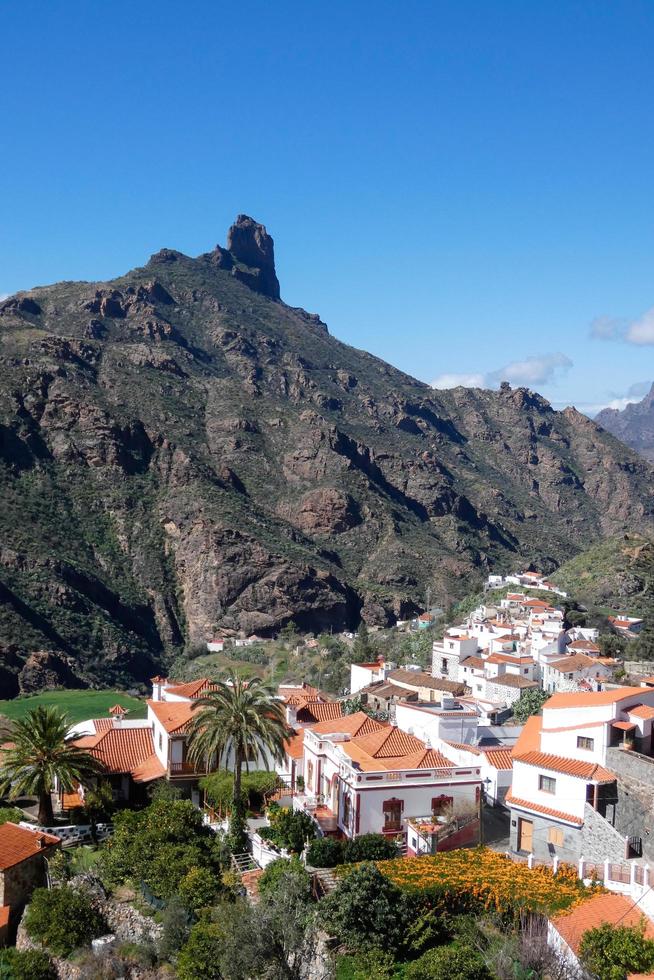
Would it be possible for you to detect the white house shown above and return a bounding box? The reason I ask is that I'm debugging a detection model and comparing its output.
[293,711,482,840]
[508,686,654,862]
[541,654,616,694]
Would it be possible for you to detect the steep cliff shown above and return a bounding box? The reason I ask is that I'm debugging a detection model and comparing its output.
[596,383,654,462]
[1,216,652,690]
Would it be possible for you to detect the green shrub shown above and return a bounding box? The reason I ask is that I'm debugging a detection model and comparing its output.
[258,856,311,899]
[158,895,191,960]
[404,944,491,980]
[320,863,409,953]
[178,865,222,913]
[0,948,56,980]
[98,799,222,900]
[0,806,24,826]
[266,806,316,852]
[579,921,654,980]
[200,769,280,814]
[342,833,398,863]
[336,948,397,979]
[307,836,344,867]
[176,920,224,980]
[24,886,106,957]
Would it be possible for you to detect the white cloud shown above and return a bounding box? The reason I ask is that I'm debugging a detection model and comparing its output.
[589,315,627,340]
[489,352,572,387]
[432,352,572,392]
[626,307,654,345]
[431,372,486,390]
[590,307,654,345]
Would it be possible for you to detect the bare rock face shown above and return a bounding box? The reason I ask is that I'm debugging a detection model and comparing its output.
[226,213,280,300]
[18,651,83,693]
[596,383,654,462]
[279,488,360,535]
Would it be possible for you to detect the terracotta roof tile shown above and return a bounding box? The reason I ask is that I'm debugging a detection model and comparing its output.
[512,715,543,755]
[544,687,647,709]
[0,823,60,870]
[482,749,513,770]
[629,704,654,720]
[552,892,654,954]
[490,674,539,689]
[505,792,583,826]
[460,656,486,670]
[89,726,158,777]
[285,730,305,759]
[445,741,481,754]
[514,750,615,782]
[148,699,195,734]
[308,711,386,738]
[164,679,218,700]
[131,753,166,783]
[387,669,465,693]
[548,654,603,672]
[295,701,343,724]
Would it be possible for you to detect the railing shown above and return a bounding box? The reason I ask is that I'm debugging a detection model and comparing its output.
[503,849,654,898]
[169,761,205,776]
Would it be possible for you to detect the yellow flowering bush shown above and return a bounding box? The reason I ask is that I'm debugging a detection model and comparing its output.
[340,848,600,917]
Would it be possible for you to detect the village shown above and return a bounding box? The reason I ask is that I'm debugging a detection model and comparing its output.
[0,569,653,977]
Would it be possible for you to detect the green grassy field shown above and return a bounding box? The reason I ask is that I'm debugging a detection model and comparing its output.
[0,689,148,724]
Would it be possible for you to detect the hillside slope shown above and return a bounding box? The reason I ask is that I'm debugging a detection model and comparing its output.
[1,215,653,692]
[596,383,654,462]
[552,534,654,616]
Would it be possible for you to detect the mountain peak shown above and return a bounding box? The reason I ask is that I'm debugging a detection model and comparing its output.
[225,214,280,300]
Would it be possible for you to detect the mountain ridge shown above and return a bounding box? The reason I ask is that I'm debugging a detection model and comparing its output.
[596,383,654,462]
[1,215,652,693]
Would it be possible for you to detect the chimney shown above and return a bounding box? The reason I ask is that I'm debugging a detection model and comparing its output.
[150,676,166,702]
[109,704,126,726]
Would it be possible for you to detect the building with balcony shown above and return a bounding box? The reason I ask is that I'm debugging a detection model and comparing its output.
[293,711,481,840]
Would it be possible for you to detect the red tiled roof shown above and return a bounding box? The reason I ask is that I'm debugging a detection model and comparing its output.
[163,679,218,700]
[308,711,386,738]
[490,674,538,689]
[552,892,654,954]
[445,741,481,754]
[148,699,195,734]
[285,729,305,759]
[548,654,603,672]
[629,704,654,720]
[88,726,159,777]
[505,792,583,826]
[514,750,615,783]
[131,753,166,783]
[460,656,486,670]
[612,721,636,731]
[278,683,320,701]
[295,701,343,724]
[482,749,513,770]
[512,715,543,755]
[486,653,533,665]
[544,687,646,709]
[0,824,60,870]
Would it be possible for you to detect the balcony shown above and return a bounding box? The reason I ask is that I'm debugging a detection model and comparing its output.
[293,795,340,836]
[168,761,206,777]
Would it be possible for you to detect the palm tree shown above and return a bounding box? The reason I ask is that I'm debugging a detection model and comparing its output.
[187,671,287,843]
[0,706,102,825]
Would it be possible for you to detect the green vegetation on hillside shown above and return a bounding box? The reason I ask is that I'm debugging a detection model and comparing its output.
[552,534,654,617]
[0,689,147,724]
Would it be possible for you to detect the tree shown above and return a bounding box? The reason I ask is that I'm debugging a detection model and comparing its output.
[404,944,491,980]
[342,833,399,863]
[258,856,311,900]
[352,623,373,661]
[320,862,409,953]
[99,798,222,900]
[579,921,654,980]
[176,919,225,980]
[512,688,549,724]
[24,886,106,957]
[0,707,102,825]
[0,948,56,980]
[186,672,288,851]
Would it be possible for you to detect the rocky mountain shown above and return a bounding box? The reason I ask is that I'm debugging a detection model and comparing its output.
[596,384,654,462]
[1,215,653,693]
[552,533,654,617]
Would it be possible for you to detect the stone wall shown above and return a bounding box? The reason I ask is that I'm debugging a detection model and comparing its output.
[606,747,654,860]
[581,804,628,862]
[508,808,583,863]
[0,849,55,908]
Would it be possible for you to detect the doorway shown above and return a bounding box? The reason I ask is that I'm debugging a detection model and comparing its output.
[518,817,534,853]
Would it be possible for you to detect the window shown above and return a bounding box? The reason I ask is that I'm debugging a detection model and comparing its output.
[431,794,453,815]
[441,658,448,673]
[539,774,556,794]
[306,760,314,792]
[548,827,564,846]
[383,797,403,831]
[577,736,594,751]
[158,733,162,750]
[342,793,351,827]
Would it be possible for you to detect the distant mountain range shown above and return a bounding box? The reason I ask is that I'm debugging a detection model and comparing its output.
[596,384,654,462]
[1,215,653,693]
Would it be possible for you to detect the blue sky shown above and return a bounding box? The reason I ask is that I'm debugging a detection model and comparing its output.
[2,1,654,415]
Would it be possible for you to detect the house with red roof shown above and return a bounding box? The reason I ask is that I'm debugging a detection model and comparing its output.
[294,711,481,841]
[508,687,654,863]
[0,823,60,944]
